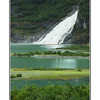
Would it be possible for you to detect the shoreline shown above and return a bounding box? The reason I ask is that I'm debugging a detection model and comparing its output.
[11,76,89,81]
[11,54,89,59]
[30,55,89,59]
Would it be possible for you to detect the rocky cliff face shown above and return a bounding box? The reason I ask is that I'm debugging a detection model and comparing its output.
[63,14,89,44]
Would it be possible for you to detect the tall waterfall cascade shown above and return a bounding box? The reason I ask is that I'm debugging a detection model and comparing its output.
[36,10,78,44]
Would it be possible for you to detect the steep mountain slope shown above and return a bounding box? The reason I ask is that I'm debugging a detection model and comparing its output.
[11,0,89,44]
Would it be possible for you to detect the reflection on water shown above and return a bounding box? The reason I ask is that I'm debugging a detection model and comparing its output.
[41,44,70,49]
[11,56,89,69]
[11,77,89,90]
[53,59,77,69]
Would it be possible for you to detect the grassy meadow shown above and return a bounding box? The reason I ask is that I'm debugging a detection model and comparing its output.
[11,68,89,80]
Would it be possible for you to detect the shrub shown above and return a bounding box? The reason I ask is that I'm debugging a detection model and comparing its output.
[58,51,61,55]
[56,67,60,71]
[11,84,89,100]
[17,53,22,57]
[11,75,16,78]
[77,69,82,71]
[35,51,41,55]
[40,66,44,70]
[16,73,22,77]
[55,95,63,100]
[13,53,17,55]
[53,51,57,54]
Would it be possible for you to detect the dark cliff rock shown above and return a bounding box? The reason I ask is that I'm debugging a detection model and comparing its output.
[63,0,89,44]
[63,15,89,44]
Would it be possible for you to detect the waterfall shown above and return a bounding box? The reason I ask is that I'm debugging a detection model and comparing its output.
[36,9,78,44]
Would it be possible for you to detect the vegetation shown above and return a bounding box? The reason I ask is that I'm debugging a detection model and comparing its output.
[11,0,79,36]
[56,45,89,51]
[11,0,89,44]
[11,68,90,80]
[11,74,16,78]
[11,67,76,71]
[12,49,89,57]
[11,73,22,78]
[58,51,89,57]
[77,68,82,71]
[16,73,22,77]
[11,84,89,100]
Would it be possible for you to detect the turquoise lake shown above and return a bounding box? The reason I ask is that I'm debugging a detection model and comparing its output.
[10,44,90,89]
[11,44,71,53]
[10,44,90,69]
[11,56,89,69]
[11,77,89,90]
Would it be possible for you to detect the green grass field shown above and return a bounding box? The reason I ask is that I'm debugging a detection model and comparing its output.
[11,68,90,80]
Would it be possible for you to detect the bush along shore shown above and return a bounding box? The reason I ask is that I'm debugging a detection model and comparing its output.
[11,50,89,57]
[11,84,89,100]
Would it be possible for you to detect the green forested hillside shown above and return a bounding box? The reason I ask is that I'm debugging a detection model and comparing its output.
[11,0,89,44]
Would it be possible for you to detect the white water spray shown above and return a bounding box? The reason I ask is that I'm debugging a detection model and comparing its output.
[36,10,78,44]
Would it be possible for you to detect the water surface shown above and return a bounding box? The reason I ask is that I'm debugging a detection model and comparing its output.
[11,56,89,69]
[11,44,71,53]
[11,77,89,90]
